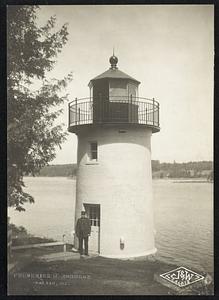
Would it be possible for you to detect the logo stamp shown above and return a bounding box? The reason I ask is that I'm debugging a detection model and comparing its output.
[160,267,204,288]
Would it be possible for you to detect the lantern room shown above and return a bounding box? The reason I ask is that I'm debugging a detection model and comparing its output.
[68,55,160,133]
[88,55,140,124]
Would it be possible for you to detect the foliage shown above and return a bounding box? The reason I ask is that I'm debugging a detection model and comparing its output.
[152,160,213,179]
[38,164,77,177]
[8,223,28,236]
[35,161,213,179]
[7,5,72,211]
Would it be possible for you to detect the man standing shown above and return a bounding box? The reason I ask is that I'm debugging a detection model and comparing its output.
[75,211,91,256]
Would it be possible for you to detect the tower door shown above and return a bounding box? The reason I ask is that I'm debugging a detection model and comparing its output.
[93,80,109,123]
[84,204,100,253]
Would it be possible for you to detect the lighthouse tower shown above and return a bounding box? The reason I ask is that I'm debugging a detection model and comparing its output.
[68,54,160,258]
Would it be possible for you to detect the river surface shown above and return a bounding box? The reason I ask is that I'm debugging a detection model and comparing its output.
[8,177,213,273]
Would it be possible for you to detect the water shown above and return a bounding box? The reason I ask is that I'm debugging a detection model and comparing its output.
[8,177,76,244]
[8,177,213,273]
[153,179,213,274]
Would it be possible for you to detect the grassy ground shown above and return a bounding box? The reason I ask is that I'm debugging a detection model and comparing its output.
[8,255,171,295]
[8,249,213,295]
[8,228,213,296]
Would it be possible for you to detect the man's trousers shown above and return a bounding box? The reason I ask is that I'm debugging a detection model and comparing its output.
[78,236,89,255]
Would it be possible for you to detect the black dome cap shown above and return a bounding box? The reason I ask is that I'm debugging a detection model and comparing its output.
[109,55,118,69]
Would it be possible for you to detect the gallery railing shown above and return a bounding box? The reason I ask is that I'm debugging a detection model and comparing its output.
[68,96,160,128]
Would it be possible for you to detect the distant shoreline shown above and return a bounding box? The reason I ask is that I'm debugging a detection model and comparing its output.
[173,180,213,183]
[24,176,213,183]
[35,161,213,180]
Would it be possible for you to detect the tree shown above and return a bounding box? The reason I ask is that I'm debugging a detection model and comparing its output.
[7,5,72,211]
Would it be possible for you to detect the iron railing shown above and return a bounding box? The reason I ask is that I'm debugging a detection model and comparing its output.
[68,96,160,129]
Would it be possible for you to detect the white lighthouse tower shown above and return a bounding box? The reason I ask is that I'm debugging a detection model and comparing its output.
[68,54,160,258]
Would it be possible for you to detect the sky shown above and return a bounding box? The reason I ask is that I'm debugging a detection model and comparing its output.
[36,5,214,164]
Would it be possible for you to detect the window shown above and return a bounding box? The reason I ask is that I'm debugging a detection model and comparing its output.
[84,204,100,227]
[90,142,98,161]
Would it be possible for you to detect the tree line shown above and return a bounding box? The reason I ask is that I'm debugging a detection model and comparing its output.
[152,160,213,179]
[36,161,213,179]
[38,164,78,177]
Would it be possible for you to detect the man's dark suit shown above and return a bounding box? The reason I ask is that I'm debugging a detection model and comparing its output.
[76,216,91,255]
